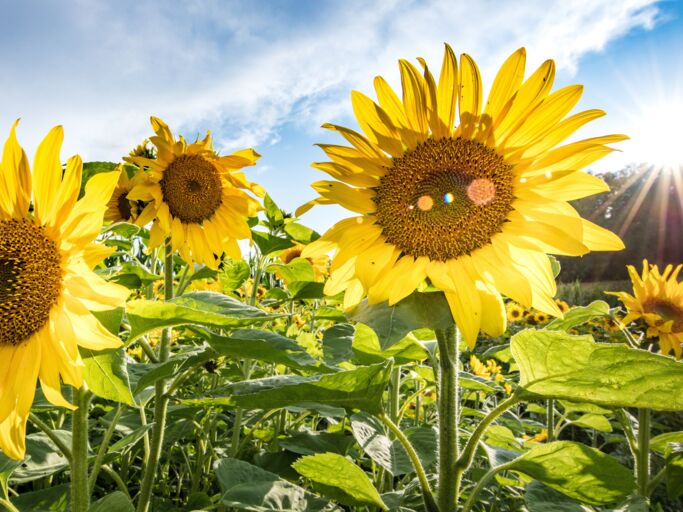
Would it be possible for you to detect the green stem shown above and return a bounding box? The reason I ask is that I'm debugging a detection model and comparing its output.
[71,386,92,512]
[637,408,651,498]
[88,405,122,494]
[546,400,555,442]
[389,367,401,425]
[29,413,72,462]
[435,326,460,512]
[455,395,521,479]
[136,239,174,512]
[379,414,439,512]
[461,459,517,512]
[0,498,20,512]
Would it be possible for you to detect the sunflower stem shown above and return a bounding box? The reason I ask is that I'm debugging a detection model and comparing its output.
[136,239,174,512]
[546,400,555,442]
[71,385,92,512]
[636,408,651,499]
[435,326,460,512]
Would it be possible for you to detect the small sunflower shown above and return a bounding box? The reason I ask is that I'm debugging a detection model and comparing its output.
[533,311,550,324]
[299,45,624,347]
[555,298,570,313]
[280,244,329,282]
[506,302,525,322]
[126,117,264,269]
[0,122,128,459]
[608,260,683,358]
[104,167,149,223]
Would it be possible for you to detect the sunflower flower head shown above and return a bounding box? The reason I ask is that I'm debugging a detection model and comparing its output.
[280,244,330,282]
[0,121,129,459]
[505,301,525,322]
[126,117,265,269]
[298,44,624,348]
[104,166,150,223]
[608,260,683,358]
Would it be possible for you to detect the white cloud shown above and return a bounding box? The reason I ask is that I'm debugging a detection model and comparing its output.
[0,0,660,164]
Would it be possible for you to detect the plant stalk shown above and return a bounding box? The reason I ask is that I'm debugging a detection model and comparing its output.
[71,385,92,512]
[137,239,174,512]
[636,408,651,498]
[435,326,460,512]
[546,400,555,442]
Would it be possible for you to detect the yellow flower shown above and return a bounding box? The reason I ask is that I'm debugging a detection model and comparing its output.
[608,260,683,358]
[127,117,264,269]
[298,45,624,347]
[104,167,150,223]
[0,122,129,459]
[533,311,550,324]
[505,302,525,322]
[523,429,548,443]
[280,244,329,282]
[129,139,156,160]
[555,298,570,313]
[470,355,491,379]
[504,383,513,395]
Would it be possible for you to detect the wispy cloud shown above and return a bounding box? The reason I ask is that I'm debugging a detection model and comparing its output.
[0,0,660,163]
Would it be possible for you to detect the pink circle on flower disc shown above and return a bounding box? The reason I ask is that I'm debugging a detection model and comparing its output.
[416,195,434,211]
[467,178,496,205]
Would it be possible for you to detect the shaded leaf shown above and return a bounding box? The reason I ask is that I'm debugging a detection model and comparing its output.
[81,347,136,406]
[89,492,135,512]
[10,432,70,484]
[10,483,69,511]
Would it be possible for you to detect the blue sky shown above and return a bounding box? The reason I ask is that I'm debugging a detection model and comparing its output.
[0,0,681,233]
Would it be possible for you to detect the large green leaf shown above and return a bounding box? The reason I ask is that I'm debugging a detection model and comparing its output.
[89,492,135,512]
[10,432,70,484]
[322,324,355,366]
[205,330,324,372]
[293,453,387,510]
[280,431,354,456]
[284,222,320,243]
[650,431,683,455]
[665,443,683,500]
[348,291,453,351]
[214,458,335,511]
[126,292,282,342]
[81,347,136,406]
[352,325,429,365]
[218,258,250,291]
[508,441,635,505]
[10,483,69,511]
[511,330,683,411]
[251,231,294,255]
[108,261,161,289]
[133,346,214,395]
[524,481,591,512]
[546,301,610,331]
[182,361,392,414]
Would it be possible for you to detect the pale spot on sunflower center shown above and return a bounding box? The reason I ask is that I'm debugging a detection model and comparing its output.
[0,219,63,346]
[416,195,434,211]
[467,178,496,206]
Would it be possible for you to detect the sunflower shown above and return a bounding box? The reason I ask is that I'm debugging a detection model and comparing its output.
[280,244,329,282]
[608,260,683,358]
[533,311,550,324]
[505,302,525,322]
[0,121,129,459]
[104,167,149,223]
[299,45,624,347]
[555,298,570,313]
[126,117,264,269]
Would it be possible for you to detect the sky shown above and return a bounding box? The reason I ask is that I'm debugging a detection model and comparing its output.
[0,0,681,233]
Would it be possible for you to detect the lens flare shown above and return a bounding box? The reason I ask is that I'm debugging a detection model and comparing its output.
[467,178,496,205]
[443,192,455,204]
[416,195,434,211]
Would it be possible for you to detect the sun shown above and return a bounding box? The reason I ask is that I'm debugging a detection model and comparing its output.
[627,99,683,170]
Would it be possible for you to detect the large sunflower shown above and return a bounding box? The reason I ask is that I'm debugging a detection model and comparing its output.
[0,122,129,459]
[299,45,624,347]
[126,117,264,269]
[609,260,683,358]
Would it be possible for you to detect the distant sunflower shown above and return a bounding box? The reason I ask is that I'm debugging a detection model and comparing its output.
[299,45,624,346]
[126,117,264,269]
[505,302,525,322]
[280,244,329,281]
[555,298,570,313]
[533,311,550,324]
[104,167,149,223]
[0,122,129,459]
[609,260,683,358]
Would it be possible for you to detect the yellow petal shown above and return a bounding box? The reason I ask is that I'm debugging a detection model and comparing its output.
[32,126,64,224]
[311,161,380,188]
[521,109,606,159]
[458,53,482,139]
[374,75,420,149]
[343,278,365,310]
[351,91,404,158]
[0,120,31,218]
[399,59,429,142]
[523,170,610,201]
[580,218,625,251]
[436,43,458,138]
[477,281,506,338]
[484,48,526,124]
[321,123,391,165]
[312,181,376,214]
[63,296,123,350]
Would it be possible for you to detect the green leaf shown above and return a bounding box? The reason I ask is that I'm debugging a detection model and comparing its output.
[133,346,214,395]
[571,413,612,432]
[546,301,610,331]
[559,400,612,415]
[205,330,324,372]
[80,347,136,406]
[508,441,635,505]
[650,431,683,455]
[11,432,70,484]
[126,292,282,342]
[81,161,118,196]
[289,281,325,300]
[0,453,21,500]
[10,483,69,511]
[348,291,453,351]
[352,324,429,365]
[666,444,683,499]
[322,324,355,366]
[108,261,161,289]
[549,256,561,279]
[215,458,334,511]
[284,222,320,243]
[182,361,392,414]
[511,329,683,411]
[280,431,354,456]
[91,307,125,336]
[293,453,387,510]
[525,481,591,512]
[219,259,251,291]
[264,194,285,226]
[107,423,155,454]
[268,259,316,285]
[251,231,294,255]
[89,492,135,512]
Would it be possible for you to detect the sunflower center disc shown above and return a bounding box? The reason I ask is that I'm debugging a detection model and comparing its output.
[374,137,514,261]
[0,219,63,346]
[647,299,683,331]
[160,154,223,224]
[117,192,133,220]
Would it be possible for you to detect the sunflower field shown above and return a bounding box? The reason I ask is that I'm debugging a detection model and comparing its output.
[1,45,682,512]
